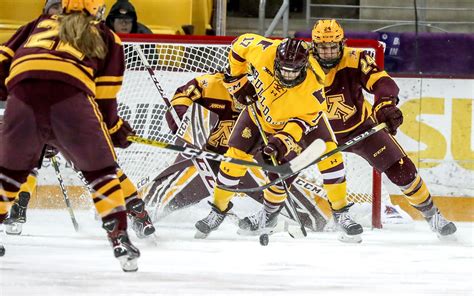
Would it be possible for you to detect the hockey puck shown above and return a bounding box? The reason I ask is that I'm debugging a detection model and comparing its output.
[259,234,269,246]
[0,245,5,256]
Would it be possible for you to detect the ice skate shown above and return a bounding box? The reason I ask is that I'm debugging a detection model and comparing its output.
[126,199,156,239]
[4,192,30,235]
[333,203,363,243]
[426,209,457,240]
[103,219,140,272]
[195,202,233,239]
[238,208,279,236]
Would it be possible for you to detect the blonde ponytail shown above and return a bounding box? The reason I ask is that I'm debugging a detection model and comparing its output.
[58,12,107,59]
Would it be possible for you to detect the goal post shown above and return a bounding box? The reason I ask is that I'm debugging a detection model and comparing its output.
[116,34,385,229]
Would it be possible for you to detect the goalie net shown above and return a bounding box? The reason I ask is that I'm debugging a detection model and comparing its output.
[116,35,391,229]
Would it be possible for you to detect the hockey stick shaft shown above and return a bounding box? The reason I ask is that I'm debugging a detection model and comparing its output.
[133,45,215,193]
[128,135,286,173]
[128,135,324,176]
[248,104,307,237]
[133,45,184,133]
[50,156,79,232]
[220,122,387,193]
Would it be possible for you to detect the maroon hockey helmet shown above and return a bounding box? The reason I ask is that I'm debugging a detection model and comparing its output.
[274,38,310,88]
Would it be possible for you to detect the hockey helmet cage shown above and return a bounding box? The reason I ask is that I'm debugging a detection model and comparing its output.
[311,19,345,69]
[274,38,310,88]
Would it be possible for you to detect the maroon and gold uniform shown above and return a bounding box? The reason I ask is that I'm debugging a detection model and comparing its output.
[193,35,359,238]
[1,14,123,130]
[202,34,350,220]
[166,72,241,155]
[311,19,456,237]
[0,14,126,224]
[157,72,328,231]
[312,47,405,172]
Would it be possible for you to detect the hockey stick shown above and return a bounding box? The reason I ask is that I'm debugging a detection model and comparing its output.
[219,122,387,193]
[133,44,216,194]
[247,103,307,243]
[128,135,325,176]
[50,156,79,232]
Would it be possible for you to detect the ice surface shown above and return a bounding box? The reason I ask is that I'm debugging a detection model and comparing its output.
[0,205,472,296]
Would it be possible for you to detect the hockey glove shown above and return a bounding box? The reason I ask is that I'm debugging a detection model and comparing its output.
[109,118,135,148]
[43,145,59,158]
[263,133,301,164]
[223,74,258,106]
[373,96,403,135]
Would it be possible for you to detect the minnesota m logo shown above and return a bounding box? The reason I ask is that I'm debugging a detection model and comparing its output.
[208,120,234,147]
[326,94,356,122]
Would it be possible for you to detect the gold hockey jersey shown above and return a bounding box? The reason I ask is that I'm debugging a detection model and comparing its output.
[229,33,327,142]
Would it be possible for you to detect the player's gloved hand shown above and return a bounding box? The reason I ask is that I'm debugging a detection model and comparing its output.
[373,96,403,135]
[223,74,258,106]
[263,134,289,164]
[43,145,59,158]
[165,105,188,134]
[109,118,135,148]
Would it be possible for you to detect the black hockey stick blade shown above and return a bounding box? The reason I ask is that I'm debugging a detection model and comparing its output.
[128,136,326,175]
[220,123,387,193]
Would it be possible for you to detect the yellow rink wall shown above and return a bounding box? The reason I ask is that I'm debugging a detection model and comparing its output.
[390,195,474,222]
[0,0,213,42]
[32,186,90,210]
[30,186,474,222]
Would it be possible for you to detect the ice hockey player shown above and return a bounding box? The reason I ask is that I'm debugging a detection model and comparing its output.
[1,0,62,239]
[2,0,155,241]
[194,34,362,242]
[311,19,456,239]
[0,0,140,271]
[2,145,54,235]
[3,146,155,239]
[145,70,329,232]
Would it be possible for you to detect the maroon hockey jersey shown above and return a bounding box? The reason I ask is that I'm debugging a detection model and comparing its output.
[0,14,124,128]
[312,47,399,140]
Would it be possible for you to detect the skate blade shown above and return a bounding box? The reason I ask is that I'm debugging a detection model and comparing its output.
[119,257,138,272]
[337,233,362,244]
[194,231,209,239]
[5,223,23,235]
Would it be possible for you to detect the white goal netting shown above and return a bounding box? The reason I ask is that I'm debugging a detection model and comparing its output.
[115,38,399,228]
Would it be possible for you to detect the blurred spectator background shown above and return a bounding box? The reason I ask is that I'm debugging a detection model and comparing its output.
[0,0,472,76]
